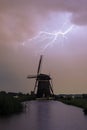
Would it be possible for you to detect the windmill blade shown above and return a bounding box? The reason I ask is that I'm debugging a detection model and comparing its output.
[50,79,54,95]
[34,55,43,92]
[27,75,37,79]
[37,55,43,75]
[34,79,38,93]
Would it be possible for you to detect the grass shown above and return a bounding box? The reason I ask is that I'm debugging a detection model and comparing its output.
[59,98,87,108]
[57,98,87,115]
[0,92,23,116]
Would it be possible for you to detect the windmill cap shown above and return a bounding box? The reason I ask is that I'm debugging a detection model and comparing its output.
[37,74,51,80]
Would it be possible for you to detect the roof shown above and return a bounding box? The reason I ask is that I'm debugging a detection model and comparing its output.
[37,74,51,80]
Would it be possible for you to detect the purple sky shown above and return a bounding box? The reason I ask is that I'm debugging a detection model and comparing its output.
[0,0,87,94]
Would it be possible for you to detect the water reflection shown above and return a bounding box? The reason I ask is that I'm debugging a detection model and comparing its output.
[35,101,51,130]
[0,101,87,130]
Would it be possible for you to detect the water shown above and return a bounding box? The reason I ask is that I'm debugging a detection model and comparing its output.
[0,101,87,130]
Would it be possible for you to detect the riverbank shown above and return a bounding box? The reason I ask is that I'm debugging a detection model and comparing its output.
[0,92,23,116]
[1,91,87,116]
[56,98,87,114]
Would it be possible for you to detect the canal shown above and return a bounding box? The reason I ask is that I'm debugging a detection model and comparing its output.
[0,101,87,130]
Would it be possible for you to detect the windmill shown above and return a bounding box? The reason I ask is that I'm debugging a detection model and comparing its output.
[27,55,54,98]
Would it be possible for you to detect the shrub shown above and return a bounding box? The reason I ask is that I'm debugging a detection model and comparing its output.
[0,93,23,116]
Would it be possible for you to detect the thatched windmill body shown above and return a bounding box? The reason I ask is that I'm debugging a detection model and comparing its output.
[27,55,54,98]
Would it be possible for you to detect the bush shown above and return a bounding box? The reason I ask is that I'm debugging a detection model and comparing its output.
[0,93,23,116]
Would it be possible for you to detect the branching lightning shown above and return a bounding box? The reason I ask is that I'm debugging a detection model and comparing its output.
[22,24,74,51]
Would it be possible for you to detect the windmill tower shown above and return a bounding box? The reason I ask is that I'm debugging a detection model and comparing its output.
[27,55,54,98]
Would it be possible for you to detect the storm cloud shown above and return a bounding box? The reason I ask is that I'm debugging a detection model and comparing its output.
[0,0,87,43]
[0,0,87,93]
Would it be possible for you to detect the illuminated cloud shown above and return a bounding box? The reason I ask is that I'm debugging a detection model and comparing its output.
[0,0,87,44]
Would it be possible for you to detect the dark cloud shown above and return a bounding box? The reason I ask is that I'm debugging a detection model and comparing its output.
[0,0,87,24]
[0,0,87,44]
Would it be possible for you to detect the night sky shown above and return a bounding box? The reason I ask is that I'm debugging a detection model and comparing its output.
[0,0,87,94]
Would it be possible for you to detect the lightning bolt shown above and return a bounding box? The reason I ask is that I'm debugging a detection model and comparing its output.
[22,24,74,52]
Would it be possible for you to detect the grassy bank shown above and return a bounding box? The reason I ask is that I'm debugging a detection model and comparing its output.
[56,98,87,114]
[0,92,23,116]
[0,91,36,116]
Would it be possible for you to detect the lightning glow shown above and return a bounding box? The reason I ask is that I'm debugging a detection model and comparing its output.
[22,24,74,51]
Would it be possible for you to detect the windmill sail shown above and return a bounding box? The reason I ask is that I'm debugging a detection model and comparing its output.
[34,55,43,92]
[27,75,37,78]
[37,55,43,75]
